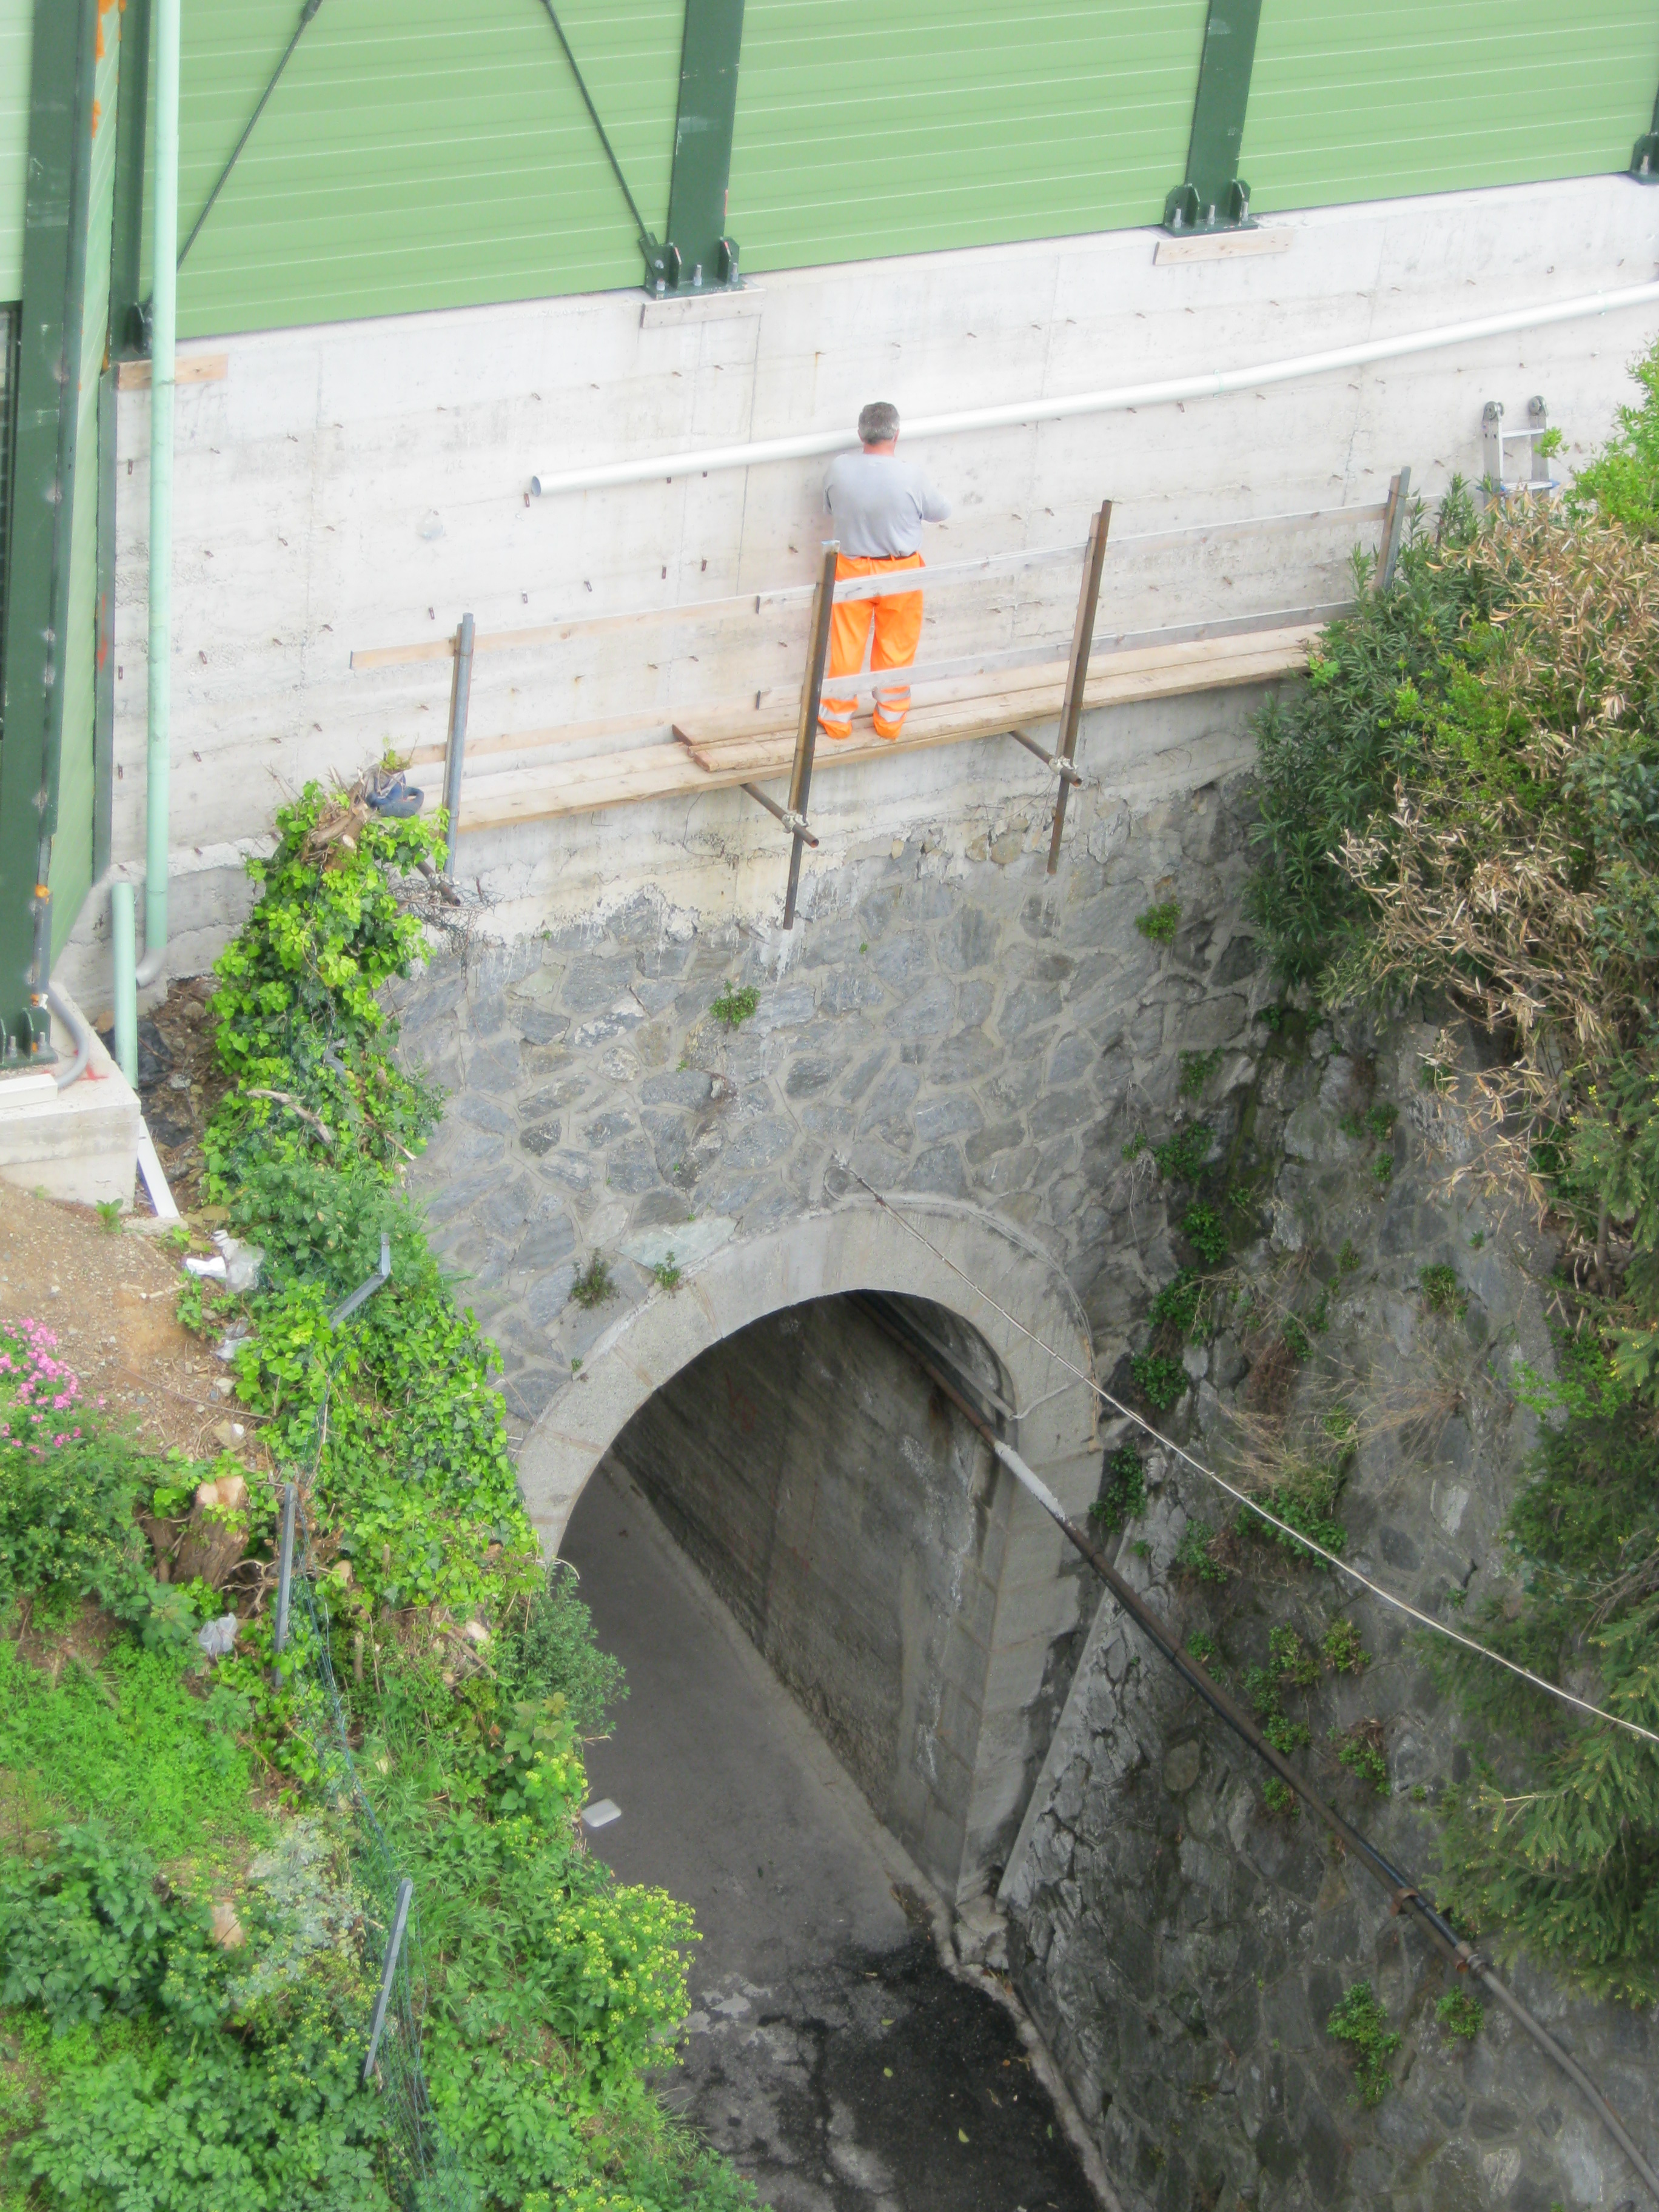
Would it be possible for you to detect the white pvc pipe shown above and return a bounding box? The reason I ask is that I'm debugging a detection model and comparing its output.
[530,278,1659,499]
[136,0,179,993]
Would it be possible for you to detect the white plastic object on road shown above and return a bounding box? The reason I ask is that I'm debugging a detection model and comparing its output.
[529,278,1659,497]
[136,1120,181,1220]
[185,1255,227,1279]
[580,1799,622,1831]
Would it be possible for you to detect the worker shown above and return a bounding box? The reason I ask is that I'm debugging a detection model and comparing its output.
[819,402,951,742]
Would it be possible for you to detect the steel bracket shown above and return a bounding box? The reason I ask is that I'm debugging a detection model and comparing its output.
[648,0,746,295]
[1163,0,1262,235]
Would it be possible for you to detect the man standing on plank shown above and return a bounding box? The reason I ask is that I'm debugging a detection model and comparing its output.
[819,402,951,742]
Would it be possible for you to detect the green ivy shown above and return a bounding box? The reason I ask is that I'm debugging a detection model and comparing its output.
[1326,1982,1401,2106]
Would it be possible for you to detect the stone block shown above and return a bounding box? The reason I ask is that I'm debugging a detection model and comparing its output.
[902,1143,969,1198]
[939,905,1001,972]
[928,1026,1002,1084]
[859,1063,920,1136]
[869,931,933,985]
[818,967,887,1018]
[561,956,637,1013]
[886,974,954,1038]
[914,1093,984,1143]
[722,1116,794,1170]
[751,984,816,1034]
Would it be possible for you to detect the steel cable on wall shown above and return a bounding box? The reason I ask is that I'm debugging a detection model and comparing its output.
[841,1168,1659,2205]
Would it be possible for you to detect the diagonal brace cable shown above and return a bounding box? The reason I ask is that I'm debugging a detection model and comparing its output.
[535,0,654,248]
[176,0,326,276]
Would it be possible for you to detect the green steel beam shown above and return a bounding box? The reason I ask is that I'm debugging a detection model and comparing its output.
[649,0,744,293]
[109,0,150,354]
[1165,0,1261,233]
[1633,84,1659,180]
[0,0,98,1060]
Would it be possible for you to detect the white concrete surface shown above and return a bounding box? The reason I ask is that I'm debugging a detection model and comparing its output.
[58,172,1659,1011]
[0,991,140,1208]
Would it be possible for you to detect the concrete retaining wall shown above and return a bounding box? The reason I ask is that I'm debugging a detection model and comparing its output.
[59,170,1659,1011]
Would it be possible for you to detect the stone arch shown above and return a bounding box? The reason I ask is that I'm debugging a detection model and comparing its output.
[519,1195,1102,1894]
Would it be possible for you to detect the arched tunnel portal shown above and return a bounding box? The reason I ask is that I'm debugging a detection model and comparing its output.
[518,1198,1101,1898]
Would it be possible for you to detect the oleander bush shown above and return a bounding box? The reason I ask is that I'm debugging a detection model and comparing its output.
[1248,345,1659,2001]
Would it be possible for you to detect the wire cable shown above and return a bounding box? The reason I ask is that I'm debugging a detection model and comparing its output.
[852,1265,1659,2204]
[833,1159,1659,1751]
[535,0,653,247]
[177,0,325,276]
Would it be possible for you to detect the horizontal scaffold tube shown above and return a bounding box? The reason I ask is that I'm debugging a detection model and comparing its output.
[529,278,1659,498]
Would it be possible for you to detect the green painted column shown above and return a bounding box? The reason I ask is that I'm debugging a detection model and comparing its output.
[0,0,98,1059]
[109,0,150,354]
[1633,84,1659,179]
[1164,0,1262,233]
[649,0,744,293]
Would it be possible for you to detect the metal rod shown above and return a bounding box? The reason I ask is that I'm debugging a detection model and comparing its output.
[443,612,474,873]
[535,0,653,246]
[1009,728,1084,784]
[1377,465,1412,589]
[273,1481,297,1655]
[362,1877,414,2085]
[176,0,324,275]
[782,541,837,929]
[741,783,818,846]
[1048,500,1111,874]
[330,1232,392,1328]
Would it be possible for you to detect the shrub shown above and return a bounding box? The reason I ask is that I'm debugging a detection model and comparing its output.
[1136,900,1181,943]
[1178,1048,1221,1099]
[1090,1446,1147,1536]
[1320,1618,1369,1674]
[1327,1982,1402,2106]
[1151,1124,1212,1181]
[1131,1353,1188,1412]
[1333,1721,1390,1795]
[570,1253,616,1310]
[709,982,759,1029]
[1181,1204,1229,1266]
[1436,1989,1484,2042]
[1419,1263,1468,1318]
[1174,1520,1230,1584]
[1261,1776,1299,1819]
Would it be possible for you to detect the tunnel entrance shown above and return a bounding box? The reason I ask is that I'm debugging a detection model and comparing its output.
[575,1291,1009,1896]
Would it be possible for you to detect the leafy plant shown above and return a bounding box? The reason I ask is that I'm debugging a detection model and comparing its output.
[1090,1446,1147,1536]
[1419,1263,1468,1318]
[1327,1982,1401,2106]
[570,1253,615,1310]
[1320,1618,1369,1674]
[1131,1353,1188,1412]
[1151,1124,1212,1181]
[1333,1721,1390,1795]
[1184,1627,1223,1671]
[1136,900,1182,944]
[709,982,759,1030]
[1173,1520,1230,1585]
[1261,1776,1299,1820]
[95,1201,122,1233]
[651,1252,683,1293]
[1178,1048,1221,1100]
[1181,1204,1229,1267]
[1435,1989,1484,2042]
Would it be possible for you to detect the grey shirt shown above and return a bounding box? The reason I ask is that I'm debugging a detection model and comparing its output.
[823,452,951,558]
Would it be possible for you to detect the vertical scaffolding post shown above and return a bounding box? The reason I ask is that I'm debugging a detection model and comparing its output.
[1046,500,1111,875]
[442,612,474,876]
[362,1877,414,2085]
[1376,466,1412,589]
[273,1481,297,1655]
[782,541,838,930]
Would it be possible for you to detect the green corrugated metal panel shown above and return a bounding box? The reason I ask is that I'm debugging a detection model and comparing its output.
[49,0,119,957]
[0,0,33,298]
[1241,2,1659,210]
[727,0,1207,273]
[160,0,680,339]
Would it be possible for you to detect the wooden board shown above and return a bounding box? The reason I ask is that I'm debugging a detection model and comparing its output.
[456,626,1316,834]
[113,351,229,390]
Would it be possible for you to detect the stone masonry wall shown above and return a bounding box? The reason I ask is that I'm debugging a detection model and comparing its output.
[1001,1018,1659,2212]
[390,771,1267,1440]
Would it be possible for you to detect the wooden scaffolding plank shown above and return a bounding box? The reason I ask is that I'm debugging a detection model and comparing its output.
[456,626,1317,833]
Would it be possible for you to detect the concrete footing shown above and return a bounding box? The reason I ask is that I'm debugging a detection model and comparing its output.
[0,990,141,1209]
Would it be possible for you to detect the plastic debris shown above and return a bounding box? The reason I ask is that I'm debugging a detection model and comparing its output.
[197,1612,240,1661]
[185,1254,227,1279]
[215,1327,250,1362]
[580,1798,622,1831]
[212,1229,264,1293]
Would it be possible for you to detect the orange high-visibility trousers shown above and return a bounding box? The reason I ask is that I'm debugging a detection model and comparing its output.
[819,551,925,741]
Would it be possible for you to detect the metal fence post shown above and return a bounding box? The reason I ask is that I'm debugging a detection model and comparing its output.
[1377,466,1412,589]
[363,1877,414,2085]
[1046,500,1111,874]
[442,614,474,876]
[782,541,839,929]
[273,1481,297,1654]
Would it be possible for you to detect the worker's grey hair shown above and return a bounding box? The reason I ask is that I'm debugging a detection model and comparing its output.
[857,400,900,446]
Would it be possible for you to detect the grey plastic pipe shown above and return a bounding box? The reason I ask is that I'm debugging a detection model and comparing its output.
[113,0,178,1080]
[529,277,1659,498]
[45,983,91,1090]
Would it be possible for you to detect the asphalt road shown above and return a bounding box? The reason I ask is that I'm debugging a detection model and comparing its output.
[561,1455,1096,2212]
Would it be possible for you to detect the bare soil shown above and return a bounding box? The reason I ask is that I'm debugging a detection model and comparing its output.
[0,1185,260,1469]
[96,973,230,1212]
